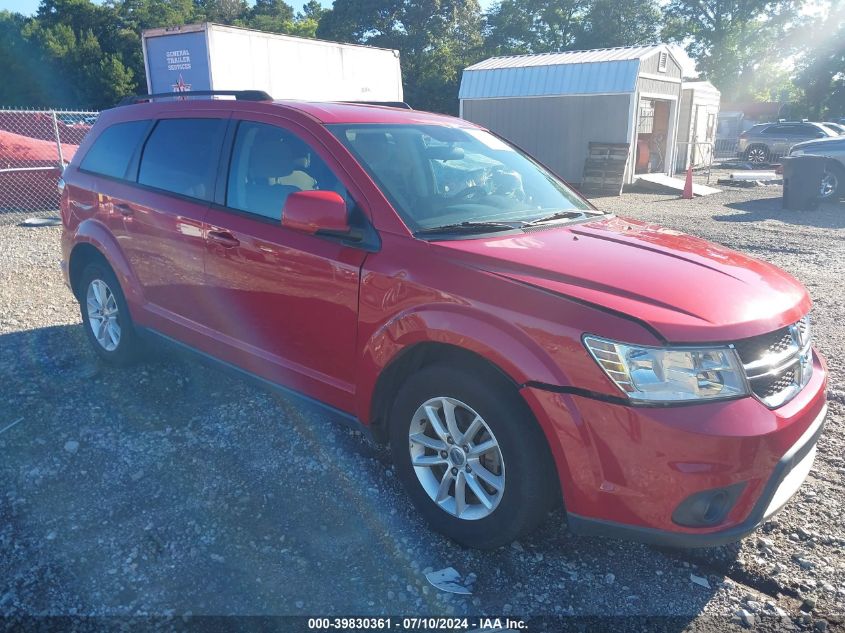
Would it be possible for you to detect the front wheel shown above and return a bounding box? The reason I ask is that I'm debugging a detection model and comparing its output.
[820,162,844,200]
[389,364,558,549]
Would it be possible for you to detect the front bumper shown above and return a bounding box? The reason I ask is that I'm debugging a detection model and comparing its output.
[521,351,827,548]
[567,402,825,548]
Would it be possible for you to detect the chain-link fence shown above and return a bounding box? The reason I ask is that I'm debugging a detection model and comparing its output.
[673,140,715,183]
[0,108,99,226]
[714,137,740,161]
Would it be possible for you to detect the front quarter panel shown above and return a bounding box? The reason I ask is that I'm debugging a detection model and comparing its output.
[355,232,661,423]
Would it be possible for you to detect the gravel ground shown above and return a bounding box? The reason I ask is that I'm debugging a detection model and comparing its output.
[1,177,843,631]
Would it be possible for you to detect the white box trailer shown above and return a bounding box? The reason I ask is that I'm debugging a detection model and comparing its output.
[141,23,403,102]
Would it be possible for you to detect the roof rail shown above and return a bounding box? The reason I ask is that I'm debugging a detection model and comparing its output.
[343,101,413,109]
[117,90,273,106]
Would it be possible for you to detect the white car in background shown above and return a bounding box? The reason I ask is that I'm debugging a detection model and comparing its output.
[788,136,845,200]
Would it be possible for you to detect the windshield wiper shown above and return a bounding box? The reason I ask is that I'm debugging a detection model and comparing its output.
[523,208,606,227]
[522,210,591,227]
[414,221,518,236]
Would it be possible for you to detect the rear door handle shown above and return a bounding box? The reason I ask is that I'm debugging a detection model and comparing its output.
[115,203,133,216]
[208,230,240,248]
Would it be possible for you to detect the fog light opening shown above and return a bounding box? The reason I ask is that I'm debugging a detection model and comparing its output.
[672,482,747,528]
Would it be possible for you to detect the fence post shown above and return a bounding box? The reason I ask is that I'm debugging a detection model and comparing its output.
[50,110,65,167]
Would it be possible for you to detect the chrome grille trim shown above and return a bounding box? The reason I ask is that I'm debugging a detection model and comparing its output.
[737,316,813,408]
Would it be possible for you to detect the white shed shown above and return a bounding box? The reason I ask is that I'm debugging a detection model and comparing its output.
[675,81,721,172]
[459,45,684,186]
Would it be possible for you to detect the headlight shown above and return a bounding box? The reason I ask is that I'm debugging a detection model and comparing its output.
[583,336,749,403]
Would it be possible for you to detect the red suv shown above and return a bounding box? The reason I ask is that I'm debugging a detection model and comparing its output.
[60,92,827,549]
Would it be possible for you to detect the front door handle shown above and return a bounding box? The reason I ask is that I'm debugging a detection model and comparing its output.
[208,230,240,248]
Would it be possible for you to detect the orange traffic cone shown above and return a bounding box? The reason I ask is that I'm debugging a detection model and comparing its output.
[682,165,694,199]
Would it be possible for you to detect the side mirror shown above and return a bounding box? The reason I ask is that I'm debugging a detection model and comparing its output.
[282,190,351,237]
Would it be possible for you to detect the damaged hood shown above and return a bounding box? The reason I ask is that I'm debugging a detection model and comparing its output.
[433,216,810,343]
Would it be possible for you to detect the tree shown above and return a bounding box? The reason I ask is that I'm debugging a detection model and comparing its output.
[662,0,806,102]
[483,0,587,55]
[793,4,845,118]
[196,0,250,24]
[0,11,52,106]
[109,0,197,32]
[253,0,296,21]
[318,0,483,113]
[579,0,660,49]
[245,0,323,37]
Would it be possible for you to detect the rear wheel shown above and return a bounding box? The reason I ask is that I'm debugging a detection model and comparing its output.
[79,262,142,365]
[389,364,558,549]
[745,144,769,165]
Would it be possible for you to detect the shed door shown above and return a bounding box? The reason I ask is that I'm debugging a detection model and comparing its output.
[692,104,717,166]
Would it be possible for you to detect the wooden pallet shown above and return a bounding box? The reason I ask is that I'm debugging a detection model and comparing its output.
[579,142,630,196]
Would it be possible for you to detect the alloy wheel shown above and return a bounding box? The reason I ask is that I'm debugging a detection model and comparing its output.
[86,279,121,352]
[408,396,505,520]
[747,146,768,164]
[820,170,838,199]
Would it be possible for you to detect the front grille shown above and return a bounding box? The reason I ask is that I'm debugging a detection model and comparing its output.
[734,316,813,408]
[756,367,798,399]
[733,327,793,364]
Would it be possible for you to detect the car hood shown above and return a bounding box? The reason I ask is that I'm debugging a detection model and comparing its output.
[791,136,844,153]
[433,216,811,343]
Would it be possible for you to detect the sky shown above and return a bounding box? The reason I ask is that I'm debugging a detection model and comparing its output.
[1,0,41,13]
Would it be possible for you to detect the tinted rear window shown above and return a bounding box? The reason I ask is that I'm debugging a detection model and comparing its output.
[79,120,150,179]
[138,118,228,201]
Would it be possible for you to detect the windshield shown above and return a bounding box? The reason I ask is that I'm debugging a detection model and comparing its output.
[330,124,596,233]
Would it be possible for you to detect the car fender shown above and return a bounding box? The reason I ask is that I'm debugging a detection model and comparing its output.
[357,304,588,499]
[356,303,571,423]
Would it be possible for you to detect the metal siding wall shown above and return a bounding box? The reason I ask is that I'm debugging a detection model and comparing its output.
[462,94,631,182]
[678,89,693,143]
[637,77,681,98]
[675,89,693,171]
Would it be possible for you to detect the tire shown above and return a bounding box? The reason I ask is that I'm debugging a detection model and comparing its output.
[79,261,142,365]
[820,161,844,200]
[389,364,558,549]
[745,144,769,165]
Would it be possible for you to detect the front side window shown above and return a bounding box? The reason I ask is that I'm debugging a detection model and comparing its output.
[80,120,151,179]
[330,124,594,233]
[138,118,227,201]
[227,121,346,220]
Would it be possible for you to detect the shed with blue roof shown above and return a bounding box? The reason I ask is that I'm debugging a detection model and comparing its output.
[459,45,683,186]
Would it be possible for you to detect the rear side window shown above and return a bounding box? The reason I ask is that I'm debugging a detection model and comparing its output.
[138,118,227,201]
[79,120,150,179]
